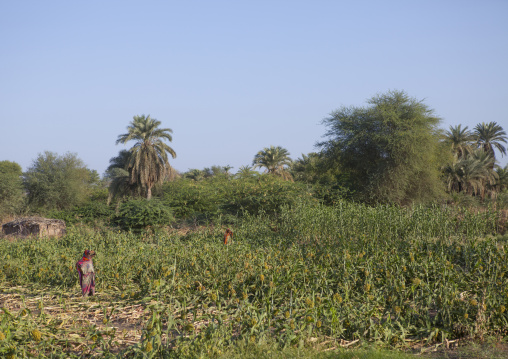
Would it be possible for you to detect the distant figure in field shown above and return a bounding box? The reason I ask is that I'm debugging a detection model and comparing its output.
[76,249,96,297]
[224,228,233,245]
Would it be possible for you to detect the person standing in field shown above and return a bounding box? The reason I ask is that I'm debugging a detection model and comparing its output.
[224,228,233,245]
[76,249,96,297]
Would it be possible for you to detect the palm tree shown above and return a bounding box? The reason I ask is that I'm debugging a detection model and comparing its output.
[252,145,293,181]
[469,150,498,199]
[444,125,474,159]
[473,122,507,162]
[495,165,508,193]
[116,115,176,200]
[443,160,463,193]
[184,169,205,181]
[105,150,140,202]
[290,152,324,183]
[444,150,498,199]
[235,165,259,179]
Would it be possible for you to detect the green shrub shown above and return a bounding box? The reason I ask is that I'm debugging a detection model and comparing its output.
[115,199,174,231]
[162,175,316,220]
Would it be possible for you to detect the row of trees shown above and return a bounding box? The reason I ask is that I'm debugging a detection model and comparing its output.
[443,123,507,198]
[1,90,507,219]
[175,91,507,206]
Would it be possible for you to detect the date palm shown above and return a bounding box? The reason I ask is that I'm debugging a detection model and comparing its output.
[443,160,463,193]
[235,165,259,179]
[183,169,205,181]
[253,145,293,181]
[495,165,508,193]
[473,122,507,162]
[444,124,474,159]
[116,115,176,199]
[444,150,498,199]
[105,150,139,202]
[290,152,323,183]
[469,150,498,198]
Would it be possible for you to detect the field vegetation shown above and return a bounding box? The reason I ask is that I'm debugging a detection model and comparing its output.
[1,91,508,358]
[1,199,508,358]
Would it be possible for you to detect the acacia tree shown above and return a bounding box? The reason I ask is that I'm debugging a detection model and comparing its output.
[318,90,445,204]
[0,161,24,217]
[252,145,293,181]
[23,151,93,210]
[116,115,176,200]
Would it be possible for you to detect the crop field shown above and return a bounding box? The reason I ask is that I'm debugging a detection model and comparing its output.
[1,202,508,358]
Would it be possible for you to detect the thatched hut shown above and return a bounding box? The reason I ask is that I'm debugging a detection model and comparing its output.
[2,217,66,238]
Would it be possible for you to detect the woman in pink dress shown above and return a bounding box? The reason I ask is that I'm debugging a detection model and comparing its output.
[76,249,96,297]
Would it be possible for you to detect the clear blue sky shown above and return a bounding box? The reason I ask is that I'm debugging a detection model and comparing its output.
[1,0,507,175]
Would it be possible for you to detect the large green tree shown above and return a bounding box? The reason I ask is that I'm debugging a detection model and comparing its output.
[0,160,24,217]
[23,151,93,211]
[116,115,176,200]
[318,90,445,205]
[253,145,293,181]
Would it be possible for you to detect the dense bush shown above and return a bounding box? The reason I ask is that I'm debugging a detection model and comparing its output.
[115,199,174,231]
[162,175,316,220]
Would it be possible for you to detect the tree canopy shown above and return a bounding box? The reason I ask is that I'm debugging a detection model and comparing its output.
[318,90,445,205]
[0,160,24,218]
[23,151,94,211]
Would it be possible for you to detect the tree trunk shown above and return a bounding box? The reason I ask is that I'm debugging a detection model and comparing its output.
[146,186,152,200]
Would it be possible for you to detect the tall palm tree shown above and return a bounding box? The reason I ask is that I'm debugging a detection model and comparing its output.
[444,125,474,159]
[253,145,293,181]
[116,115,176,200]
[473,122,507,162]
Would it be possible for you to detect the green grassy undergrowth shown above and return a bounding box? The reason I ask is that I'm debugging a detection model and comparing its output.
[1,202,507,358]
